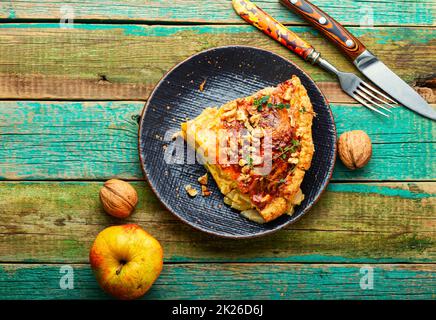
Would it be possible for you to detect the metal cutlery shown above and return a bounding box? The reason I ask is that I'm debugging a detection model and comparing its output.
[232,0,394,117]
[280,0,436,120]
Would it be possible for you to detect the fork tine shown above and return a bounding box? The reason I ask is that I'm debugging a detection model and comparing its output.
[355,89,392,114]
[352,93,390,117]
[360,81,397,105]
[358,85,396,109]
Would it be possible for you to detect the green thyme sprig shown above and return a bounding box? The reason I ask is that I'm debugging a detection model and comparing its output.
[254,95,270,111]
[246,156,254,168]
[268,102,290,110]
[274,139,300,160]
[254,95,291,111]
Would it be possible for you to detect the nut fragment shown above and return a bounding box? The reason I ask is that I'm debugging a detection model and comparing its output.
[288,157,299,165]
[260,194,272,203]
[237,174,251,183]
[249,114,261,126]
[244,120,254,132]
[99,179,138,218]
[241,165,251,174]
[247,104,258,115]
[184,184,198,197]
[223,102,236,112]
[283,86,293,101]
[238,158,247,167]
[338,130,372,170]
[251,128,264,138]
[221,109,236,121]
[236,109,248,122]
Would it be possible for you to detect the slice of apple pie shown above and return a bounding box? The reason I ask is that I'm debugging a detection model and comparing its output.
[181,76,315,223]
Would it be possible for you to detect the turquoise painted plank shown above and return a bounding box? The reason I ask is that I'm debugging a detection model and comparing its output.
[327,184,434,200]
[0,101,141,180]
[0,263,434,300]
[0,101,434,181]
[0,24,433,100]
[0,181,433,264]
[0,23,434,43]
[0,0,433,25]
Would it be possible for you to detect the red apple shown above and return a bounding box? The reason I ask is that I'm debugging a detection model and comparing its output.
[89,224,163,300]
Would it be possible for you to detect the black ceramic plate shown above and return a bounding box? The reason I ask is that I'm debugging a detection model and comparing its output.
[139,46,336,238]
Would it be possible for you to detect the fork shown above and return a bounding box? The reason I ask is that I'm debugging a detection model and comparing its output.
[232,0,395,117]
[315,56,395,117]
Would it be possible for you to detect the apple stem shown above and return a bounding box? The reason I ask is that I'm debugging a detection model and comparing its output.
[116,265,122,275]
[116,261,126,275]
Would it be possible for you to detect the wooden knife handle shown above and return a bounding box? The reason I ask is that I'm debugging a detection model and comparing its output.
[280,0,366,61]
[233,0,315,61]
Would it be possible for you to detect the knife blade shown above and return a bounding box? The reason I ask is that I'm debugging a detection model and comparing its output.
[280,0,436,120]
[354,51,436,120]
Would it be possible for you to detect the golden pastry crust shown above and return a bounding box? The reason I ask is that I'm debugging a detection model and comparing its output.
[181,76,314,223]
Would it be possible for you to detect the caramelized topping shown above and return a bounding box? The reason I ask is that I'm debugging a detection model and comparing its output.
[215,80,302,209]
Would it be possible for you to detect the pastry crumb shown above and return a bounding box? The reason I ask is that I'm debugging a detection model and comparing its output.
[199,79,207,92]
[184,184,198,197]
[197,173,208,185]
[201,185,211,197]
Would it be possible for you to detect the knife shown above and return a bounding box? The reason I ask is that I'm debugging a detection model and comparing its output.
[280,0,436,120]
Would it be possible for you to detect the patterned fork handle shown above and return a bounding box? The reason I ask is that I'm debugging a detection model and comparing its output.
[232,0,316,61]
[280,0,367,61]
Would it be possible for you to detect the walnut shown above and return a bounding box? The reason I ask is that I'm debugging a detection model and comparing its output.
[338,130,372,170]
[99,179,138,218]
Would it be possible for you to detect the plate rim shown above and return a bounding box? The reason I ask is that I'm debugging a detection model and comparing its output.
[138,45,337,239]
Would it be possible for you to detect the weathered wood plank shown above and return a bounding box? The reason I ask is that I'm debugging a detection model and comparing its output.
[0,263,434,300]
[0,101,434,181]
[0,24,434,101]
[0,182,434,264]
[0,0,433,26]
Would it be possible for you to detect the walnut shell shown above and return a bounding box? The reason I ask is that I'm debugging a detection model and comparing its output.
[99,179,138,218]
[338,130,372,170]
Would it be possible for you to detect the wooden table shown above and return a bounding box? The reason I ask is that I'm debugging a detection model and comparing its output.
[0,0,434,300]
